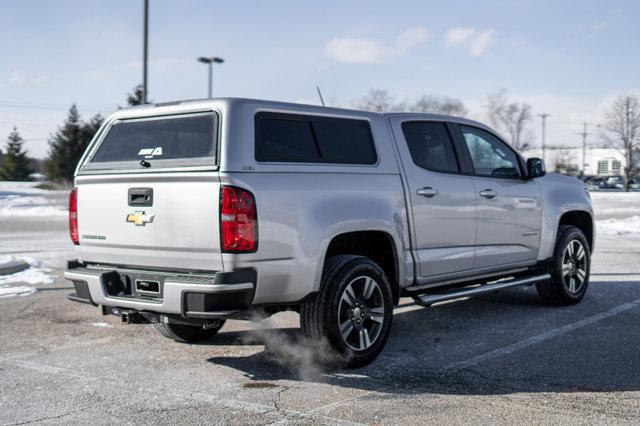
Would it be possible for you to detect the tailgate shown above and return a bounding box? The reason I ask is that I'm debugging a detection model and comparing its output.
[74,111,223,272]
[76,174,223,271]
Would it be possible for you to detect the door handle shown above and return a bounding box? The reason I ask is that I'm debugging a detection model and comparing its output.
[479,189,497,199]
[417,187,438,197]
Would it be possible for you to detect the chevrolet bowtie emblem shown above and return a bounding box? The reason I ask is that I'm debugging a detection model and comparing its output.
[126,211,155,226]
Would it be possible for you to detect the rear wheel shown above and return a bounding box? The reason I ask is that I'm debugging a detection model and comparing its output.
[300,255,394,369]
[153,320,225,343]
[536,225,590,305]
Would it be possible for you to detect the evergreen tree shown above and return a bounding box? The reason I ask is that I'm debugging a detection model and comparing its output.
[127,84,146,106]
[45,105,103,183]
[83,113,105,141]
[0,127,33,181]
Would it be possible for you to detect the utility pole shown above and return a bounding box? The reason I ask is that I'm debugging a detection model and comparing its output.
[538,113,551,162]
[576,122,591,175]
[142,0,149,103]
[624,97,632,191]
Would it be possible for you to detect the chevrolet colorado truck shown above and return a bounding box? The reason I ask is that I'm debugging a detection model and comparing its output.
[65,98,594,368]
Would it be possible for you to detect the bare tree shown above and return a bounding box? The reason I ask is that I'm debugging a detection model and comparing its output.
[353,89,467,116]
[408,95,468,117]
[600,95,640,191]
[352,89,400,112]
[549,147,578,175]
[485,90,535,151]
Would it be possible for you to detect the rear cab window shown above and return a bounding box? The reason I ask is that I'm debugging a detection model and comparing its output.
[82,112,217,172]
[255,112,377,165]
[401,121,460,174]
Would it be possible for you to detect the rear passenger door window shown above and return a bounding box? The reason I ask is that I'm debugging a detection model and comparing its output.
[460,126,521,178]
[255,113,377,164]
[401,122,460,173]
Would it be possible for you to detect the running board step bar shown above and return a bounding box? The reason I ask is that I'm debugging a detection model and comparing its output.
[413,273,551,307]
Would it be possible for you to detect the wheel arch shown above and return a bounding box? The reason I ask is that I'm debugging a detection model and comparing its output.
[323,230,401,305]
[558,210,594,251]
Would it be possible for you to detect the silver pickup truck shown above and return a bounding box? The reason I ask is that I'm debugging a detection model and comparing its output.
[65,98,594,367]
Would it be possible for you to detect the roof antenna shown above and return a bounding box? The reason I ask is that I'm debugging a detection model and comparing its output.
[316,86,326,106]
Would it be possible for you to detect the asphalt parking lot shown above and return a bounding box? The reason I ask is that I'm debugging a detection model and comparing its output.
[1,245,640,424]
[1,189,640,424]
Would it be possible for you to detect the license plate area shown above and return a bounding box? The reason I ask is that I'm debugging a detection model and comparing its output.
[102,270,164,300]
[135,279,160,295]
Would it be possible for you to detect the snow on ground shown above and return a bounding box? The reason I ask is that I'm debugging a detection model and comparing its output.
[0,181,68,218]
[0,255,27,270]
[0,256,56,298]
[0,195,67,217]
[91,322,114,328]
[590,191,640,219]
[590,191,640,235]
[0,181,53,195]
[596,216,640,235]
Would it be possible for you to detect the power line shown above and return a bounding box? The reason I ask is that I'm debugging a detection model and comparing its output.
[0,100,111,112]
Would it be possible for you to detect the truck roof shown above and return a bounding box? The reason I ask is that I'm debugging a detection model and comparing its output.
[112,97,489,129]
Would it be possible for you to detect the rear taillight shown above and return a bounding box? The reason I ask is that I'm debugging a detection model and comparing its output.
[69,188,79,245]
[220,186,257,253]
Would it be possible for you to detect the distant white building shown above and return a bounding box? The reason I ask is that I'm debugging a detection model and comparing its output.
[522,147,626,176]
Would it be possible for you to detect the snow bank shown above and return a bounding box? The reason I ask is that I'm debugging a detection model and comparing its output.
[0,195,67,217]
[596,215,640,235]
[0,255,27,270]
[0,181,68,218]
[0,286,38,298]
[0,181,50,195]
[0,256,56,298]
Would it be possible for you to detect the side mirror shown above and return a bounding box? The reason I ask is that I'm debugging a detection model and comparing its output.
[527,158,546,179]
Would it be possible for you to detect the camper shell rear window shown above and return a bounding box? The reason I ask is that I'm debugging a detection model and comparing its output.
[82,112,217,171]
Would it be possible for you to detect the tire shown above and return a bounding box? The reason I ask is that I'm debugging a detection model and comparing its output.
[536,225,591,305]
[153,320,225,343]
[300,255,394,369]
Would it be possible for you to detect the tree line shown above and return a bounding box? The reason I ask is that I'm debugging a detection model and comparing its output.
[0,85,145,183]
[0,86,638,190]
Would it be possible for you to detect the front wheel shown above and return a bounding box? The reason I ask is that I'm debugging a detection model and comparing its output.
[300,255,394,369]
[536,225,591,305]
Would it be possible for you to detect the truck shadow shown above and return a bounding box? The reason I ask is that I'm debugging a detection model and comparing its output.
[207,280,640,395]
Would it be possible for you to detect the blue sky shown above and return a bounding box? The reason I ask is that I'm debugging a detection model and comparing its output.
[1,0,638,157]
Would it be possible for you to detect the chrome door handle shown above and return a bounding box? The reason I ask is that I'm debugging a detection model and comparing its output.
[479,189,497,199]
[417,187,438,197]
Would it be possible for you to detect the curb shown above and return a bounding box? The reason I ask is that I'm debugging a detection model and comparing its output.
[0,261,30,276]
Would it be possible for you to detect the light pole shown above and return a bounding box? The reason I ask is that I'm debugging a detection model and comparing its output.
[142,0,149,103]
[197,56,224,98]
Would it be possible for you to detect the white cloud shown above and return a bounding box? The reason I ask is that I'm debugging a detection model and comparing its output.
[444,27,495,57]
[324,38,384,63]
[469,30,495,57]
[444,27,476,46]
[9,69,26,84]
[324,27,429,63]
[395,27,430,54]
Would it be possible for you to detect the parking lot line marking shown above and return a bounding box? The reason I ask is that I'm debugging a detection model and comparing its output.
[446,298,640,371]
